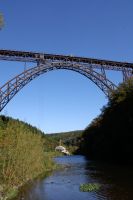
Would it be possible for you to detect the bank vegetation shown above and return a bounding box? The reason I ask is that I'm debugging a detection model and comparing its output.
[0,116,57,199]
[79,78,133,163]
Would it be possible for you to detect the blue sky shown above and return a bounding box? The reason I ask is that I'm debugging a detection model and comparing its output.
[0,0,133,133]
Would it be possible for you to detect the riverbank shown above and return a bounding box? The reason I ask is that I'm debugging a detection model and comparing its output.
[79,79,133,163]
[13,155,133,200]
[0,152,59,200]
[0,116,61,200]
[0,151,61,200]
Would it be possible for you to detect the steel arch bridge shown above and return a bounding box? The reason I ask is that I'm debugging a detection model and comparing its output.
[0,49,133,112]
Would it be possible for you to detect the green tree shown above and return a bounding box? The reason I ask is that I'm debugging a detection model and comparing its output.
[79,78,133,162]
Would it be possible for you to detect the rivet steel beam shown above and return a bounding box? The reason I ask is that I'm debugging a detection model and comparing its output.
[0,49,133,111]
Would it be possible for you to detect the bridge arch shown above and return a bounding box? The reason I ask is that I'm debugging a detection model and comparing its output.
[0,63,117,111]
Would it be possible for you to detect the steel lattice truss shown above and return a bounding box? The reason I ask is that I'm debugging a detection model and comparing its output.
[0,49,133,112]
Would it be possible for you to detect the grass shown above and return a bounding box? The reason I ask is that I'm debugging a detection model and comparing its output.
[0,185,18,200]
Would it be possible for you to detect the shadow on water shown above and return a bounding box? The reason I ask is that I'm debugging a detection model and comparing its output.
[86,160,133,200]
[14,156,133,200]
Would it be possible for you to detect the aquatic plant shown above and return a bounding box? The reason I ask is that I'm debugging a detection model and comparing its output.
[80,183,101,192]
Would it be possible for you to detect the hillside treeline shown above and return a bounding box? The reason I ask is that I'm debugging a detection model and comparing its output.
[79,78,133,163]
[0,116,56,199]
[46,130,83,153]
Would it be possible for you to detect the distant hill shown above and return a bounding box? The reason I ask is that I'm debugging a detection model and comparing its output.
[46,130,83,153]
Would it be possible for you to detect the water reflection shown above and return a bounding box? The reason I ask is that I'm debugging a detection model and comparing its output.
[86,161,133,200]
[15,156,133,200]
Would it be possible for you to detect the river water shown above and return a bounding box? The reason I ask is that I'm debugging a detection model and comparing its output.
[16,155,133,200]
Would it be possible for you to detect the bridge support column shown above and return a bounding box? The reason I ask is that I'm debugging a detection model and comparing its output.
[122,68,133,82]
[101,66,107,79]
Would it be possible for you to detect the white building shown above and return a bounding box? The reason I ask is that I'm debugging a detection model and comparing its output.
[55,145,70,155]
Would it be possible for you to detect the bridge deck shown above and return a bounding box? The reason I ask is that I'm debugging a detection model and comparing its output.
[0,49,133,69]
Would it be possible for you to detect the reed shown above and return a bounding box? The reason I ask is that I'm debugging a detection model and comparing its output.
[0,117,57,199]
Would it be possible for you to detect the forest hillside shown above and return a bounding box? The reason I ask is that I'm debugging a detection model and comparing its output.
[0,116,57,199]
[46,130,83,153]
[79,78,133,163]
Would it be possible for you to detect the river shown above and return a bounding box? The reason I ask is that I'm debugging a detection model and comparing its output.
[15,155,133,200]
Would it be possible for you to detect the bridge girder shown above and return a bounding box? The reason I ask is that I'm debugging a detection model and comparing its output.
[0,49,133,112]
[0,62,116,112]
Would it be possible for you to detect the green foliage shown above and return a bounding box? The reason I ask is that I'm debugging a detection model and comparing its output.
[46,130,83,154]
[109,78,133,105]
[0,116,57,199]
[80,183,101,192]
[1,187,18,200]
[79,79,133,162]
